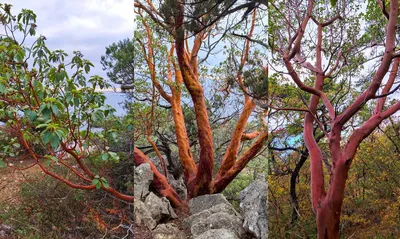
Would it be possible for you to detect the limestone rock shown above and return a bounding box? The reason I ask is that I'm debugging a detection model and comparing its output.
[144,192,178,223]
[152,223,184,239]
[194,229,239,239]
[168,174,187,200]
[133,200,156,230]
[184,203,241,228]
[188,193,231,214]
[239,179,268,239]
[190,212,245,238]
[134,163,153,200]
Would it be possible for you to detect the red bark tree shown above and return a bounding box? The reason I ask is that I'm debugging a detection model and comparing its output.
[270,0,400,237]
[134,1,268,205]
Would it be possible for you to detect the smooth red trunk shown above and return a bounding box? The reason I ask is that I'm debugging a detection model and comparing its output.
[315,156,350,239]
[316,202,340,239]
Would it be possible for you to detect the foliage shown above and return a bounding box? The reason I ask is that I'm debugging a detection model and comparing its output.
[100,38,134,89]
[0,3,132,202]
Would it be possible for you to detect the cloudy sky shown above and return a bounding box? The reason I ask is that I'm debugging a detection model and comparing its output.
[6,0,133,79]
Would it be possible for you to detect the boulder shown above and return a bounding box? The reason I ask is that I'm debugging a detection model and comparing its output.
[184,203,241,228]
[133,200,157,230]
[134,163,153,200]
[188,193,231,214]
[194,229,239,239]
[144,192,177,223]
[239,179,268,239]
[190,212,245,238]
[152,223,184,239]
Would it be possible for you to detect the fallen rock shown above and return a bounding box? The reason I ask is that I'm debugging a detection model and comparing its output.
[190,212,245,238]
[133,200,157,230]
[152,223,184,239]
[134,163,153,200]
[189,193,231,214]
[144,192,177,223]
[239,179,268,239]
[194,229,239,239]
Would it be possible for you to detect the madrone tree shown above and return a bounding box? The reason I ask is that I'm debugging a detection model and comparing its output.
[133,0,268,206]
[0,4,132,202]
[270,0,400,237]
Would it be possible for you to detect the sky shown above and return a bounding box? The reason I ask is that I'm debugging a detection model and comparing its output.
[5,0,133,80]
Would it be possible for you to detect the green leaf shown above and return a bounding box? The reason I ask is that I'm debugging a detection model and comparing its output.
[0,82,6,94]
[36,123,48,129]
[92,110,105,122]
[51,104,60,116]
[44,155,58,162]
[92,178,99,188]
[43,131,51,144]
[28,111,37,122]
[42,108,51,120]
[49,134,60,149]
[0,160,5,168]
[101,153,109,161]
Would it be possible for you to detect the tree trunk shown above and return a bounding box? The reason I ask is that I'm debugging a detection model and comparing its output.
[315,156,350,239]
[316,201,341,239]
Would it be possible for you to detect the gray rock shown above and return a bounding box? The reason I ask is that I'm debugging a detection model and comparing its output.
[133,200,157,230]
[190,212,245,238]
[189,193,231,214]
[134,163,153,200]
[239,179,268,239]
[194,229,239,239]
[184,203,241,228]
[168,174,187,200]
[152,223,184,239]
[0,224,12,238]
[144,192,178,223]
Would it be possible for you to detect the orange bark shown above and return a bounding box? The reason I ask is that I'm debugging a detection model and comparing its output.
[213,129,269,193]
[169,69,197,182]
[175,5,214,197]
[215,99,256,181]
[241,131,260,140]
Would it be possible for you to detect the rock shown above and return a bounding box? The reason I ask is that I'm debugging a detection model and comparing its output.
[189,193,231,214]
[0,224,12,238]
[168,174,187,200]
[134,163,153,200]
[194,229,239,239]
[144,192,177,223]
[184,203,241,228]
[152,223,184,239]
[133,200,157,230]
[190,212,245,238]
[239,179,268,239]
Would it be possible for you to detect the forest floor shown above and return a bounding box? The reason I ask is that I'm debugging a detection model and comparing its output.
[0,159,133,239]
[0,160,42,208]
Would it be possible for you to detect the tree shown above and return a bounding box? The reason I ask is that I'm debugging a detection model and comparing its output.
[133,0,269,206]
[101,38,134,90]
[269,0,400,237]
[0,4,132,202]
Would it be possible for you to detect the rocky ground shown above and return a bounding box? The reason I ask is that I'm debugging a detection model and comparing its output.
[134,163,268,239]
